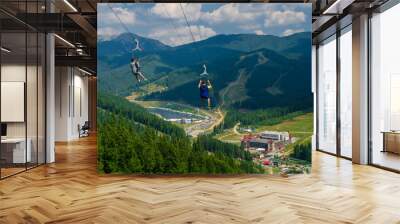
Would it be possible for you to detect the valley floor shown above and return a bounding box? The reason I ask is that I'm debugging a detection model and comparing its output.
[127,98,224,137]
[1,135,400,223]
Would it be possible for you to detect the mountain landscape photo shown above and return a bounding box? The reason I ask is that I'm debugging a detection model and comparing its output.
[97,3,313,175]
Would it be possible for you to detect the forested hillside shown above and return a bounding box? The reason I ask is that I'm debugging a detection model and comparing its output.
[98,93,186,137]
[97,93,264,174]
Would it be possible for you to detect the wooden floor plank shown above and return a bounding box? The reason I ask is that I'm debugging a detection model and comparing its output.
[0,135,400,223]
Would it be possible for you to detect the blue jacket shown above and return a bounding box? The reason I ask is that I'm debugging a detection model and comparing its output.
[199,84,209,98]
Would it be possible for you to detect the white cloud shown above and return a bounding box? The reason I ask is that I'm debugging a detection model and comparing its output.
[203,3,259,24]
[98,27,123,40]
[202,4,309,34]
[264,10,306,27]
[239,24,261,31]
[255,30,265,35]
[151,3,202,22]
[149,25,216,46]
[281,4,310,11]
[113,7,136,25]
[282,28,305,36]
[97,3,310,42]
[100,6,136,26]
[98,5,138,39]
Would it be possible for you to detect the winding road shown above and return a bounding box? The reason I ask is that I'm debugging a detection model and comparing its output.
[233,122,241,135]
[186,108,225,137]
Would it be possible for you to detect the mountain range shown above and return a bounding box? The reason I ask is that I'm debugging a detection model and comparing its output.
[98,32,312,110]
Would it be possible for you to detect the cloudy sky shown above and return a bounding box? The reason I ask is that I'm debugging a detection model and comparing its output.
[98,3,311,46]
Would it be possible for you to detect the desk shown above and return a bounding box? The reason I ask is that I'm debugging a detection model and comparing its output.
[382,131,400,154]
[1,138,31,163]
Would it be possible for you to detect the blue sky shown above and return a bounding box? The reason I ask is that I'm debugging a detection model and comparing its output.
[98,3,311,46]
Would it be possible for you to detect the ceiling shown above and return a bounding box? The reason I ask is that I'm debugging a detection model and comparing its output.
[1,0,98,74]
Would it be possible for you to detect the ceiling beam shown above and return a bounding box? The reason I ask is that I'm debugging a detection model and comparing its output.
[67,13,97,46]
[11,13,82,32]
[323,0,356,14]
[55,55,96,73]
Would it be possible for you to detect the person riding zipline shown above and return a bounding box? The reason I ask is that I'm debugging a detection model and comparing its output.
[130,57,147,83]
[129,38,147,82]
[199,79,212,109]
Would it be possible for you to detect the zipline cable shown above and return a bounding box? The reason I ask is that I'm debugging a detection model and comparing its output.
[107,3,140,58]
[107,3,151,87]
[178,3,204,65]
[107,3,132,35]
[179,3,197,45]
[161,4,186,46]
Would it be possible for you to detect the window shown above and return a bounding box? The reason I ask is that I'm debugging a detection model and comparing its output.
[339,27,352,158]
[370,3,400,171]
[317,35,337,154]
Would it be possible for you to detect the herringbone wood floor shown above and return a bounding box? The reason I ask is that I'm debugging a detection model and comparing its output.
[1,136,400,224]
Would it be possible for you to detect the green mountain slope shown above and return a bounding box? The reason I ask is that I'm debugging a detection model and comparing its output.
[143,48,311,109]
[98,32,312,110]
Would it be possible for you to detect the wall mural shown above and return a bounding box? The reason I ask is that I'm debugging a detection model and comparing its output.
[97,3,312,175]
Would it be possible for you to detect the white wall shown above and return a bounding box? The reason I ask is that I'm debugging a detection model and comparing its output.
[1,63,46,164]
[55,66,89,141]
[55,66,70,141]
[1,64,26,139]
[1,64,26,81]
[1,65,41,137]
[72,73,89,138]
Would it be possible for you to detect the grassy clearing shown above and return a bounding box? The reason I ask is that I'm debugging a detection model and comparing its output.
[139,83,167,94]
[126,99,163,108]
[216,112,313,143]
[255,112,313,138]
[125,83,167,101]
